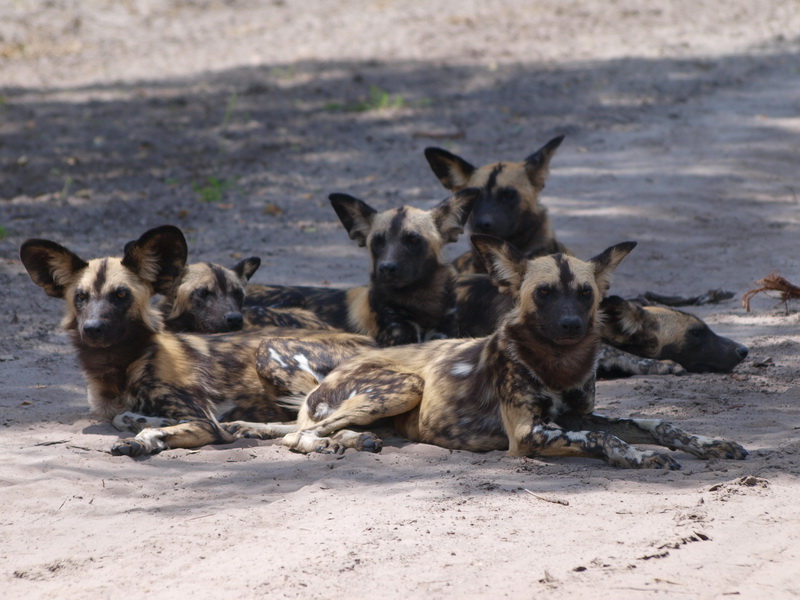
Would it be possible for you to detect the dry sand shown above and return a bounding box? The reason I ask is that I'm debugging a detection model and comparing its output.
[1,1,799,598]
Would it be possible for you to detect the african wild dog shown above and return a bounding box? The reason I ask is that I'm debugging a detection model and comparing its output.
[228,236,747,469]
[245,188,480,346]
[159,257,260,333]
[19,225,370,456]
[424,135,569,274]
[455,271,747,375]
[599,295,748,373]
[160,257,334,334]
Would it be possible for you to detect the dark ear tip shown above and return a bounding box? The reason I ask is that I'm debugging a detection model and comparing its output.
[247,256,261,267]
[620,241,638,252]
[551,134,566,145]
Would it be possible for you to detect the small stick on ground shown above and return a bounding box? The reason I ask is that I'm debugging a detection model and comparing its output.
[522,488,570,506]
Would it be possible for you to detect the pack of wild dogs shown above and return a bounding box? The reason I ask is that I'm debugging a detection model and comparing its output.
[21,136,750,468]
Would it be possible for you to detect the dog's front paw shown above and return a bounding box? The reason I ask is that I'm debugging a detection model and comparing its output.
[644,359,686,376]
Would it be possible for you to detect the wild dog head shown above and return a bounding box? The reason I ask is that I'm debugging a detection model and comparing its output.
[161,257,261,333]
[601,296,749,373]
[424,136,563,249]
[20,225,187,348]
[472,235,636,347]
[329,188,479,290]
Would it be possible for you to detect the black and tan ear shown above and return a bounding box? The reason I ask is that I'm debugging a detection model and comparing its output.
[424,147,477,191]
[524,134,565,191]
[19,239,89,299]
[121,225,188,295]
[471,234,527,295]
[589,241,637,296]
[232,256,261,282]
[432,188,480,243]
[329,193,378,247]
[600,295,660,356]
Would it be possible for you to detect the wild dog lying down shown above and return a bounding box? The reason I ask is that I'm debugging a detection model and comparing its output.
[159,256,334,334]
[424,135,569,274]
[456,275,749,374]
[231,237,747,468]
[19,225,368,456]
[245,188,479,346]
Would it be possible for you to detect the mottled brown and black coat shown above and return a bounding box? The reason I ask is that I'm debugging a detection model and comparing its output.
[240,236,746,468]
[19,225,371,456]
[245,189,479,346]
[160,257,334,334]
[424,135,569,274]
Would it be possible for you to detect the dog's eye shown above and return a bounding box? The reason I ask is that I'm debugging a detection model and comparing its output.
[75,291,88,303]
[580,285,593,297]
[536,286,552,298]
[404,233,422,247]
[116,290,128,300]
[499,188,518,203]
[371,234,385,250]
[194,287,212,300]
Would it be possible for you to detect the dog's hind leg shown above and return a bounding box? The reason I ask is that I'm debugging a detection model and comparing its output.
[283,367,425,454]
[223,420,299,440]
[559,413,748,460]
[596,345,685,377]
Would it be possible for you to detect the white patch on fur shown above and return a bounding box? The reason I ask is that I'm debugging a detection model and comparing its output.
[133,429,168,454]
[293,353,324,381]
[313,402,333,420]
[451,362,474,377]
[268,347,288,368]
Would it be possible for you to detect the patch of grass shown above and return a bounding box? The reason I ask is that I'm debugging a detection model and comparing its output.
[326,85,411,113]
[192,176,237,203]
[0,226,7,241]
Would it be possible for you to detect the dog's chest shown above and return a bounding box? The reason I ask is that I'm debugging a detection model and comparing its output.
[542,385,594,421]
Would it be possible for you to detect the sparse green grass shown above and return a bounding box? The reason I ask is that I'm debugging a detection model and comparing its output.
[325,85,416,112]
[192,176,237,203]
[0,226,7,241]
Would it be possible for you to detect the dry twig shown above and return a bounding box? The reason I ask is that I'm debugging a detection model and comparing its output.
[742,272,800,313]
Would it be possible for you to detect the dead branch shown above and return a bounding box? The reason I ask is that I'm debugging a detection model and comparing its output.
[742,272,800,312]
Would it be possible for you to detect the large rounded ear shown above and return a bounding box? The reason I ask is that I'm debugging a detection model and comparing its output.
[424,147,476,191]
[122,225,188,295]
[524,134,564,191]
[232,256,261,282]
[471,234,527,296]
[589,241,637,296]
[329,193,377,247]
[600,295,660,357]
[431,187,480,243]
[20,239,89,298]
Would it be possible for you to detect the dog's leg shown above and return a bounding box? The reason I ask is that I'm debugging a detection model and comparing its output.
[559,413,748,460]
[596,345,686,376]
[223,420,299,440]
[111,418,235,457]
[283,369,425,454]
[514,423,683,469]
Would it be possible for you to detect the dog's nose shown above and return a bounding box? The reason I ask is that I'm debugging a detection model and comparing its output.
[379,262,398,277]
[558,316,582,334]
[736,344,749,359]
[82,319,105,340]
[473,218,493,233]
[225,312,244,330]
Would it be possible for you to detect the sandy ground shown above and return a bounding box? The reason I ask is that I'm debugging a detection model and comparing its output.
[2,1,800,598]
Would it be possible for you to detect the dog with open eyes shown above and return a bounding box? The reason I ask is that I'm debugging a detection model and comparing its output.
[227,237,748,469]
